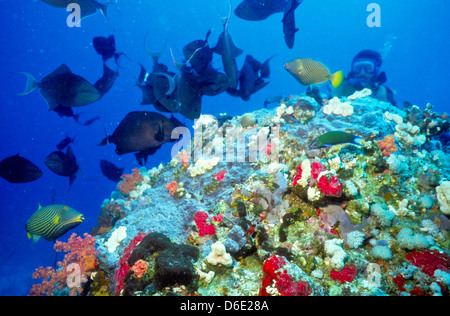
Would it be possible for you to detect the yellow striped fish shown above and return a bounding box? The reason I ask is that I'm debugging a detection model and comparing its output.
[284,58,344,88]
[26,204,84,242]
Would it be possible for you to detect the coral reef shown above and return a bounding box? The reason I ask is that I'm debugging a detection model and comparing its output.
[31,93,450,296]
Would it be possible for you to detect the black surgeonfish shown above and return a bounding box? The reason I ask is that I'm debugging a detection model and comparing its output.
[234,0,286,21]
[175,68,203,120]
[234,0,303,49]
[233,54,271,101]
[282,0,302,49]
[94,63,119,97]
[0,154,43,183]
[56,136,75,151]
[100,159,124,182]
[98,111,183,165]
[26,204,84,243]
[213,9,243,90]
[45,146,79,185]
[137,63,180,114]
[16,64,101,111]
[40,0,110,20]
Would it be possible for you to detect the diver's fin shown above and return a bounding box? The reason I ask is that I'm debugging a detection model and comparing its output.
[14,72,40,96]
[330,70,344,88]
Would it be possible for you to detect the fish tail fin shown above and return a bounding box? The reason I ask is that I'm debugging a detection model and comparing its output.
[169,47,183,70]
[353,136,366,146]
[221,0,232,30]
[14,72,39,96]
[98,125,110,146]
[144,32,167,65]
[99,0,117,20]
[330,70,344,88]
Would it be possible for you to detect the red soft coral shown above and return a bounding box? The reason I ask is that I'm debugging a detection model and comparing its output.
[260,255,312,296]
[311,161,325,180]
[405,250,450,277]
[115,232,147,296]
[194,211,216,237]
[292,162,303,186]
[317,174,344,197]
[330,264,357,284]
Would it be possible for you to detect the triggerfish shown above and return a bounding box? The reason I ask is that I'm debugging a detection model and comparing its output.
[0,154,43,183]
[40,0,110,20]
[15,64,101,111]
[26,204,84,242]
[309,131,364,150]
[284,58,344,88]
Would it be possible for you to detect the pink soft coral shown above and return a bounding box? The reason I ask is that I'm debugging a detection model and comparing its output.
[29,233,98,296]
[117,168,143,195]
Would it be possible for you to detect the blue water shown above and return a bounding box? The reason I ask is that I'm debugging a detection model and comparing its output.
[0,0,448,296]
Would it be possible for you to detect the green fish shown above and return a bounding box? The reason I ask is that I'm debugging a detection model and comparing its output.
[309,131,364,149]
[26,204,84,242]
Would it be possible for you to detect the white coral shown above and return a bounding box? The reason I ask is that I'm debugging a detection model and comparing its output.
[436,181,450,215]
[323,97,353,117]
[324,239,347,271]
[205,241,233,267]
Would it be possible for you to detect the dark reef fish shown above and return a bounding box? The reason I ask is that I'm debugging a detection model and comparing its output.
[93,35,121,63]
[56,136,75,151]
[235,0,302,48]
[53,105,100,126]
[40,0,110,20]
[0,154,43,183]
[175,68,203,120]
[26,204,84,243]
[98,111,183,165]
[45,146,79,185]
[282,0,302,49]
[16,64,101,111]
[234,0,286,21]
[100,159,124,182]
[213,10,243,90]
[309,131,364,150]
[94,63,119,97]
[231,54,271,101]
[137,63,180,114]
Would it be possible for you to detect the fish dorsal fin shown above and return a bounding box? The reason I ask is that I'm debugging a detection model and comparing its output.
[38,203,42,210]
[42,64,72,81]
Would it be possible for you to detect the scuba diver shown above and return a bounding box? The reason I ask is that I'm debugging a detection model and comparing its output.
[332,49,396,106]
